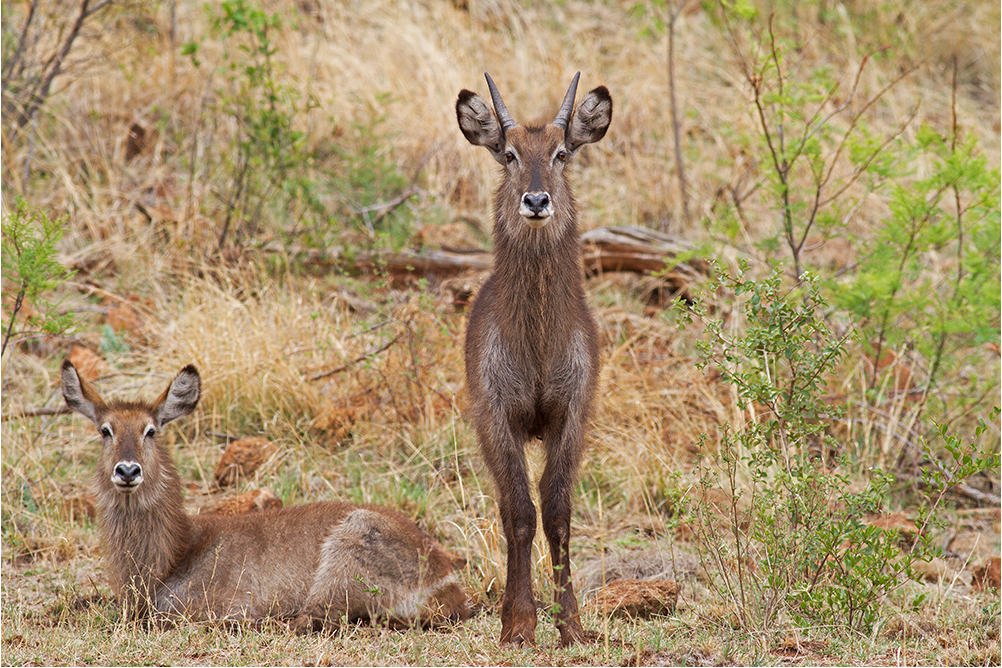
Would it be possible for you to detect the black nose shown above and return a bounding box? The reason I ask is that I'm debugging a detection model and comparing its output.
[522,191,550,214]
[114,462,142,484]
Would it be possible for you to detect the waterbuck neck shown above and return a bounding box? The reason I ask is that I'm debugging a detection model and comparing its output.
[95,449,191,603]
[494,204,582,294]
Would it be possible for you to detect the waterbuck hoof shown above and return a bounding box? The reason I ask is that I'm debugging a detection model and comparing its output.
[289,615,320,635]
[500,624,536,647]
[560,625,601,647]
[557,620,594,647]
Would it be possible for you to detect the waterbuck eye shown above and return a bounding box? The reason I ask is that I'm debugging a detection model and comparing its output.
[505,151,516,165]
[100,424,113,439]
[555,150,568,163]
[143,425,157,439]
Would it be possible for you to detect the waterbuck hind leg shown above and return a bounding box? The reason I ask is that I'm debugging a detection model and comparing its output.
[539,435,587,646]
[293,508,468,634]
[292,510,401,633]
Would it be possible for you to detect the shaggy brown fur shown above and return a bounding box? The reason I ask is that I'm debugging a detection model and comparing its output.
[456,72,612,647]
[61,360,469,630]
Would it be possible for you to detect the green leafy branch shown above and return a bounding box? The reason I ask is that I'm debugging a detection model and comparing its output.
[1,198,75,360]
[711,2,915,280]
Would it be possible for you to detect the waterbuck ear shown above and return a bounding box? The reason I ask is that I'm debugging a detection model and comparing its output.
[61,360,108,426]
[456,90,506,164]
[566,86,612,154]
[154,365,200,427]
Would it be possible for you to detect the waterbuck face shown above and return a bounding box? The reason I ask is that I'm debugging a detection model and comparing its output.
[61,360,200,496]
[456,72,612,230]
[496,125,571,228]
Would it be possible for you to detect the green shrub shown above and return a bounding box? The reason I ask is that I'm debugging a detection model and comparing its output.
[181,1,416,253]
[676,263,998,633]
[1,198,75,361]
[707,0,1000,448]
[322,103,415,248]
[837,126,1001,412]
[184,0,319,249]
[706,0,910,280]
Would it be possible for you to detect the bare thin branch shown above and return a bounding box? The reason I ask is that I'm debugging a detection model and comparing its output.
[2,406,72,421]
[1,0,39,89]
[306,335,401,381]
[666,0,691,228]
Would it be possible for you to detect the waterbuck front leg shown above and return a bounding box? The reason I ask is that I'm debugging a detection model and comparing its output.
[539,403,591,646]
[478,418,538,646]
[539,329,597,646]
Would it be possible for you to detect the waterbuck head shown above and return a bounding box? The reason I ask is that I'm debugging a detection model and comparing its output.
[61,361,200,498]
[456,72,612,232]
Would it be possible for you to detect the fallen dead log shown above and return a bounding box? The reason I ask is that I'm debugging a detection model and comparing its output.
[352,248,492,279]
[356,227,707,279]
[580,226,709,303]
[254,244,491,280]
[580,226,708,278]
[261,226,709,286]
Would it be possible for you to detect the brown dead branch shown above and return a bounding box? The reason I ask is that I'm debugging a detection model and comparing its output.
[2,406,71,421]
[306,334,401,381]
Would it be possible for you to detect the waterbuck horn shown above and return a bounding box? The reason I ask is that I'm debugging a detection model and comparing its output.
[485,72,517,134]
[552,72,580,130]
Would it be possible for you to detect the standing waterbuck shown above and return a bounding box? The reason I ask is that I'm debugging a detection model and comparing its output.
[60,360,469,630]
[456,72,611,646]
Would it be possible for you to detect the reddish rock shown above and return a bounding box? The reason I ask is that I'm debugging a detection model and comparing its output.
[104,300,143,334]
[102,296,154,345]
[674,521,695,542]
[203,488,283,515]
[312,397,368,444]
[972,556,1001,591]
[67,345,107,381]
[586,579,679,619]
[864,346,915,397]
[213,437,278,487]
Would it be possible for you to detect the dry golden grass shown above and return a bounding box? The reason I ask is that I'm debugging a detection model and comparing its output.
[2,0,999,664]
[6,0,998,241]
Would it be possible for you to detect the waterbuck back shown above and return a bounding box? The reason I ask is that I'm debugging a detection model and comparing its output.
[456,72,611,647]
[61,360,469,629]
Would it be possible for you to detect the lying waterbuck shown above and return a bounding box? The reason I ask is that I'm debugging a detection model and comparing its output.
[455,72,611,646]
[60,360,469,630]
